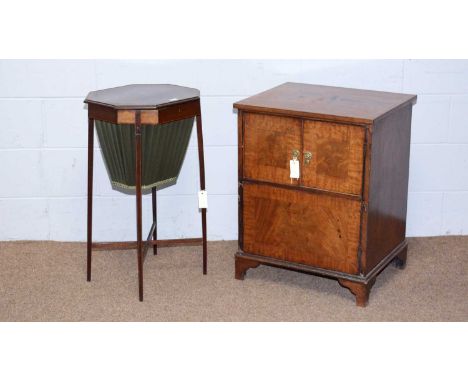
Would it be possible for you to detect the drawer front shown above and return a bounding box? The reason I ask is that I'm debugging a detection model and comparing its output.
[243,113,301,186]
[302,120,365,195]
[242,183,361,274]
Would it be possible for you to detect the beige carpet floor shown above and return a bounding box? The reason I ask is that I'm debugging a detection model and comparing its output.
[0,237,467,321]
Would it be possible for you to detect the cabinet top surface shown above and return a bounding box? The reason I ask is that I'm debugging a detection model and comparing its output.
[234,82,417,124]
[84,84,200,110]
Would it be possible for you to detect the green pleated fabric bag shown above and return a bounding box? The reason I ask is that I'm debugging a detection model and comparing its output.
[95,117,194,190]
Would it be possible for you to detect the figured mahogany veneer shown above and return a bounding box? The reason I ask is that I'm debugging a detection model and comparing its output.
[234,83,417,307]
[244,113,301,187]
[302,120,365,195]
[243,183,361,274]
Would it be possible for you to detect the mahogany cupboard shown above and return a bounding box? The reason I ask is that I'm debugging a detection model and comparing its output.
[233,83,417,307]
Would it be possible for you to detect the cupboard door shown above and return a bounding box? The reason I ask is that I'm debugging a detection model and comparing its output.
[243,113,301,186]
[242,183,361,274]
[302,120,365,195]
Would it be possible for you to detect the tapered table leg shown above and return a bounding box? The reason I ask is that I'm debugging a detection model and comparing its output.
[87,117,94,282]
[135,111,144,301]
[196,113,207,275]
[152,187,157,255]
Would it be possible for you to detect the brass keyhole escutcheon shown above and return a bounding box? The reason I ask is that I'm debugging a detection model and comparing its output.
[292,149,300,160]
[304,151,312,165]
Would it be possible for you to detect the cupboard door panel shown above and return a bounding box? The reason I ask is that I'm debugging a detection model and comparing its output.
[242,183,361,274]
[302,120,365,195]
[244,113,301,186]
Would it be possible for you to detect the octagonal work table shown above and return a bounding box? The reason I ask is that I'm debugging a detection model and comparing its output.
[84,84,207,301]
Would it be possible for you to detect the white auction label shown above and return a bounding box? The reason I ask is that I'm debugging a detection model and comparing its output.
[290,159,300,179]
[198,190,208,209]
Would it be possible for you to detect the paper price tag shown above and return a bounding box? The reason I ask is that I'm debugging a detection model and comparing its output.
[198,190,208,209]
[290,159,300,179]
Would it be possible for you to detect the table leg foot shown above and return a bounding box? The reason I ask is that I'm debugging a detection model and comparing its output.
[393,245,408,270]
[338,278,376,307]
[235,256,260,280]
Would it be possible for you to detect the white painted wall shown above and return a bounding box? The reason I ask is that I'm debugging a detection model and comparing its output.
[0,60,467,241]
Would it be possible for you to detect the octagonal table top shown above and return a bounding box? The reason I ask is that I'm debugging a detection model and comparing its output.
[84,84,200,110]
